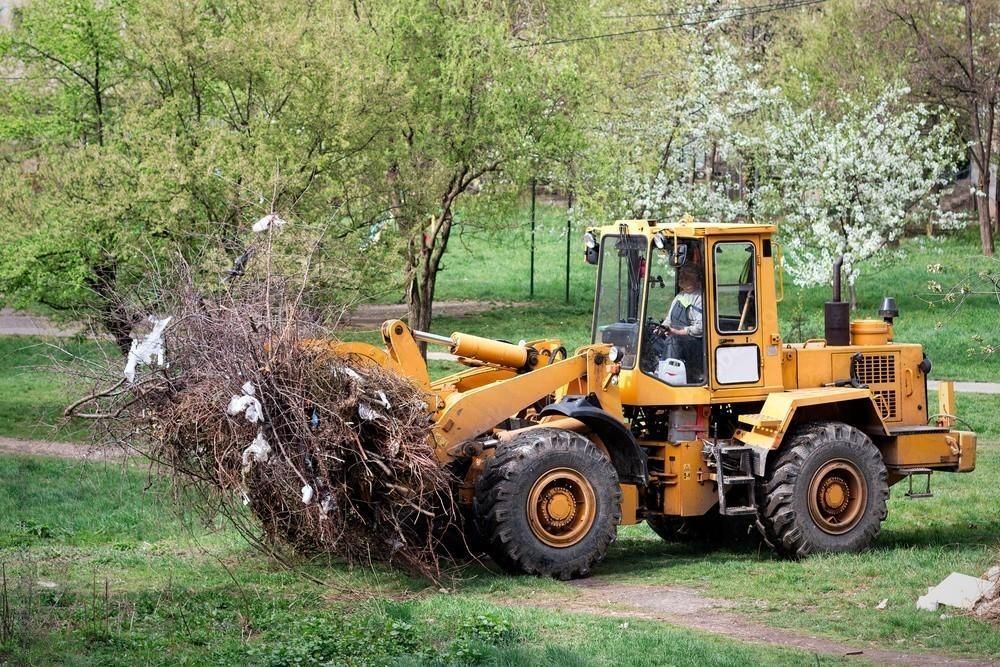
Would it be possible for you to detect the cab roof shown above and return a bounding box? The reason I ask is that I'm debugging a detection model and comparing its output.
[593,218,776,237]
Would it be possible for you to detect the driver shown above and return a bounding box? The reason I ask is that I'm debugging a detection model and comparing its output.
[662,264,704,381]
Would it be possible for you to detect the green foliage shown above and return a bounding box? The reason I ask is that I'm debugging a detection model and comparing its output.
[767,0,904,110]
[0,0,602,334]
[251,613,421,667]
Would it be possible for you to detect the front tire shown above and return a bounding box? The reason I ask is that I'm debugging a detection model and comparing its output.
[757,422,889,557]
[474,428,621,579]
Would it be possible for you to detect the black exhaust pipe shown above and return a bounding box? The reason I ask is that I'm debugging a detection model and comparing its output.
[824,256,850,346]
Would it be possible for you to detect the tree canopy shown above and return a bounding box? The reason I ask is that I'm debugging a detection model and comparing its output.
[0,0,993,336]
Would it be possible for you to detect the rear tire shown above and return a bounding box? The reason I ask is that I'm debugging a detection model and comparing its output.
[757,421,888,557]
[474,428,620,579]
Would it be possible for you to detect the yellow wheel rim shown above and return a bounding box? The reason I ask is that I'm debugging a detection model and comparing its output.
[526,468,597,548]
[807,459,868,535]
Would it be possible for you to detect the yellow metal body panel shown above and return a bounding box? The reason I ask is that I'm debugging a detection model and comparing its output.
[382,320,431,388]
[735,387,886,449]
[619,484,639,525]
[958,431,977,472]
[881,432,959,468]
[779,342,929,425]
[652,440,718,517]
[432,346,620,459]
[937,381,957,427]
[325,341,405,376]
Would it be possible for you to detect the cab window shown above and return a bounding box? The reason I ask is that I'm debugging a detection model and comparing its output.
[714,241,757,333]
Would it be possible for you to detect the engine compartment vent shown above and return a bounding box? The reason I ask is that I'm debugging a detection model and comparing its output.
[857,354,896,385]
[872,390,898,420]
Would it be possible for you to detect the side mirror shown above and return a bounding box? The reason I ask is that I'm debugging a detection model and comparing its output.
[669,244,688,268]
[584,231,599,265]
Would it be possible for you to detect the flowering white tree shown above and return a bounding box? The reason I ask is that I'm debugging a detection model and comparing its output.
[583,35,777,223]
[756,86,963,308]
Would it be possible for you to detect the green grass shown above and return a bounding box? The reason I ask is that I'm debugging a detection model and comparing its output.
[3,445,998,663]
[0,456,839,666]
[597,444,1000,657]
[0,335,109,442]
[0,456,181,548]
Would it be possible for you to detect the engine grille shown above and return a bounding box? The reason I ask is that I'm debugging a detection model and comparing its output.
[857,354,899,420]
[872,390,898,420]
[856,354,896,385]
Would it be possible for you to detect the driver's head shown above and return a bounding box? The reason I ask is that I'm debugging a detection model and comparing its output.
[677,264,702,292]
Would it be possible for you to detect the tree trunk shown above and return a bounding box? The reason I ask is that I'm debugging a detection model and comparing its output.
[88,257,133,355]
[977,169,995,256]
[848,282,858,312]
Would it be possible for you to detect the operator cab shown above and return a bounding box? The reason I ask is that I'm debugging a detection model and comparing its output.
[591,230,706,387]
[588,219,771,403]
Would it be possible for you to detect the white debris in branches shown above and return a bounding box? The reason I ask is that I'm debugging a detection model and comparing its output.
[123,316,173,383]
[358,390,392,421]
[301,484,314,504]
[252,213,288,233]
[337,366,364,383]
[241,431,271,471]
[227,381,263,423]
[358,402,382,421]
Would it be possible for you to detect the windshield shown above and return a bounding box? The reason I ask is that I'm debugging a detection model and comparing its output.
[592,235,648,368]
[640,239,706,386]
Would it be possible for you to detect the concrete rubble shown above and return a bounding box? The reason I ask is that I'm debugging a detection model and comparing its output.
[916,569,1000,615]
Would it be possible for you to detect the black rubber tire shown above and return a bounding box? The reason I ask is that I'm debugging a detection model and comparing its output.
[756,421,889,558]
[473,427,621,580]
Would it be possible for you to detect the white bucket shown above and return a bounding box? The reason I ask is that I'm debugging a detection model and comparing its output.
[656,358,687,386]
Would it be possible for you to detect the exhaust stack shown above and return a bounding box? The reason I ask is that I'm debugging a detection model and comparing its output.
[824,256,850,346]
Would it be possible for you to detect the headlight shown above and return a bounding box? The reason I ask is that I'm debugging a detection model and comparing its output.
[583,231,597,249]
[653,233,667,250]
[608,346,621,363]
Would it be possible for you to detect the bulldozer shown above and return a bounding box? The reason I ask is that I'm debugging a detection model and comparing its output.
[336,218,977,579]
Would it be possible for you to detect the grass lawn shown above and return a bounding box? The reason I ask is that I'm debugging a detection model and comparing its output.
[0,457,843,666]
[0,208,997,662]
[0,336,109,443]
[1,437,997,664]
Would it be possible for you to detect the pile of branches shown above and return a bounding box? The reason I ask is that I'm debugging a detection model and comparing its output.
[70,263,458,579]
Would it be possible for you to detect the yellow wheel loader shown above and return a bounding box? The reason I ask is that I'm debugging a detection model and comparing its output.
[337,219,977,579]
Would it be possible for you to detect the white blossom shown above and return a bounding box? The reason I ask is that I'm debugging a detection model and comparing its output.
[755,85,963,290]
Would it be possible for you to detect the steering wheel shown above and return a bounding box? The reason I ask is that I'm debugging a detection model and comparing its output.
[645,319,669,337]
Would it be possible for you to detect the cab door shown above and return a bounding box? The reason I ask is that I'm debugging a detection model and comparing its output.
[708,238,764,389]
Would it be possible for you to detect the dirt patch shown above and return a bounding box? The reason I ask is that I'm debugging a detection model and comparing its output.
[503,578,993,666]
[0,436,120,461]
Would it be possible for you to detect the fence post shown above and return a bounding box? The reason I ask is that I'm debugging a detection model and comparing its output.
[565,191,573,304]
[529,178,536,299]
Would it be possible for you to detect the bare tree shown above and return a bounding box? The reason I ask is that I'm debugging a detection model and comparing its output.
[881,0,1000,256]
